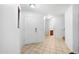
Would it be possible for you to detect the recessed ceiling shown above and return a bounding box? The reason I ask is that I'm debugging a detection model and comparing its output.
[20,4,70,16]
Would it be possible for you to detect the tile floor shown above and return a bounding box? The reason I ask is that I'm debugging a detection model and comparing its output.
[21,36,72,54]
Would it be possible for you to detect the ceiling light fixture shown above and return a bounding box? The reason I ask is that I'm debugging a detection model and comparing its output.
[29,4,36,8]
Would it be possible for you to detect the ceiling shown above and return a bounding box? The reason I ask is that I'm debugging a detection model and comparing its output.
[20,4,70,16]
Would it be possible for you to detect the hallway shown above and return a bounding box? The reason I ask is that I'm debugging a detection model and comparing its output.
[21,36,71,54]
[0,4,79,54]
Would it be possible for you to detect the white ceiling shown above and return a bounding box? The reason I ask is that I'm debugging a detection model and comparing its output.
[20,4,70,16]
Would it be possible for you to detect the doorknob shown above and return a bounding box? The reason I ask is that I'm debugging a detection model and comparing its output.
[35,28,37,32]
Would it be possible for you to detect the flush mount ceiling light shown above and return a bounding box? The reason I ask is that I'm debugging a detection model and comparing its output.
[44,14,54,19]
[47,15,53,19]
[29,4,36,8]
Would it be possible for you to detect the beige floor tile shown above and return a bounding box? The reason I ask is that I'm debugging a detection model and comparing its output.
[21,36,71,54]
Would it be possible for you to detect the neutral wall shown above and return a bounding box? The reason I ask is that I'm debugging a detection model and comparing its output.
[73,5,79,53]
[65,5,79,53]
[0,5,21,54]
[65,5,73,50]
[45,18,49,36]
[45,15,65,39]
[51,15,65,39]
[21,11,45,44]
[20,11,25,47]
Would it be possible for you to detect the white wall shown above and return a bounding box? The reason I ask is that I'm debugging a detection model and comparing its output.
[0,5,21,54]
[50,15,65,39]
[20,11,25,47]
[65,5,73,51]
[65,5,79,53]
[45,18,49,36]
[21,11,44,44]
[45,15,65,38]
[73,5,79,53]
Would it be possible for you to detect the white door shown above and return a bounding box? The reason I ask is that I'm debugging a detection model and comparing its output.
[24,13,44,44]
[24,15,37,44]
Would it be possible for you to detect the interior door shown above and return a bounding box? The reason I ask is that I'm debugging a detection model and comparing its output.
[24,13,44,44]
[24,14,37,44]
